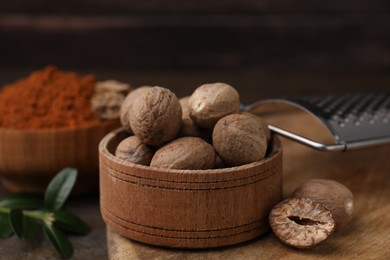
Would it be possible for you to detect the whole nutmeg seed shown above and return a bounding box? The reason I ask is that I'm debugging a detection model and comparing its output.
[292,179,354,229]
[92,80,131,120]
[179,96,203,136]
[151,137,215,170]
[212,113,268,166]
[95,80,131,95]
[214,154,226,169]
[269,197,336,249]
[178,96,212,141]
[129,86,182,146]
[179,96,191,117]
[188,82,240,128]
[120,86,151,133]
[115,136,154,166]
[241,112,271,144]
[91,91,126,120]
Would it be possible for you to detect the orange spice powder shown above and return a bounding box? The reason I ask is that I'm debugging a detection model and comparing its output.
[0,66,101,129]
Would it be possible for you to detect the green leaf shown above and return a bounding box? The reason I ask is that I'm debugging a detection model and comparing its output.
[0,212,14,239]
[8,209,40,241]
[53,209,91,235]
[43,223,74,259]
[21,215,39,241]
[9,209,24,238]
[0,193,44,209]
[0,168,87,258]
[44,168,77,211]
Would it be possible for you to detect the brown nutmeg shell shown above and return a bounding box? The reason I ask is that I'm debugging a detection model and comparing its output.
[292,179,354,229]
[188,82,240,128]
[129,87,182,146]
[240,112,271,144]
[115,135,154,166]
[214,153,226,169]
[151,137,215,170]
[177,96,211,141]
[212,113,268,167]
[120,86,151,133]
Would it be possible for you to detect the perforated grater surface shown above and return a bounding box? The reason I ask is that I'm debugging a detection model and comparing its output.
[245,92,390,152]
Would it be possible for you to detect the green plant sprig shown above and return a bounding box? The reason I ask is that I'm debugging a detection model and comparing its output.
[0,168,91,259]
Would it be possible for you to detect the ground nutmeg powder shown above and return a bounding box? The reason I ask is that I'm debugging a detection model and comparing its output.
[0,66,102,129]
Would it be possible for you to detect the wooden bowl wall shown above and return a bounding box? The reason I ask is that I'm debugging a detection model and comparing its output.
[0,120,120,194]
[99,128,283,248]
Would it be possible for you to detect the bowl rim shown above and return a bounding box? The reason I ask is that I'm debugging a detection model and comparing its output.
[99,127,282,177]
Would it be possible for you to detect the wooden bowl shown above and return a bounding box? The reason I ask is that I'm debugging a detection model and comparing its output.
[0,120,120,194]
[99,128,283,249]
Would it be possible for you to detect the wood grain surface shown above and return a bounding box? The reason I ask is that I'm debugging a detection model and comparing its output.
[0,107,389,259]
[107,110,390,259]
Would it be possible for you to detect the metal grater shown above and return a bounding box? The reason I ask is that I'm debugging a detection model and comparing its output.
[244,92,390,152]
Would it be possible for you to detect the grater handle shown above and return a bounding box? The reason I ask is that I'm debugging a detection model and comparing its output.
[267,125,346,152]
[267,124,390,152]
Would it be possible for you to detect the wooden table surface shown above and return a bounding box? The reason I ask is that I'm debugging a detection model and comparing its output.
[1,110,389,259]
[107,110,390,259]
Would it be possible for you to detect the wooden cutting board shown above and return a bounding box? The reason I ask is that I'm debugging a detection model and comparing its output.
[106,110,390,259]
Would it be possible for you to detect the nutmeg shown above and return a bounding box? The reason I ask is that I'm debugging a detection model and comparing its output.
[178,96,212,141]
[91,91,126,120]
[269,197,335,249]
[178,96,202,137]
[241,112,271,143]
[129,87,182,146]
[291,179,354,229]
[120,86,151,133]
[179,96,191,118]
[95,80,131,95]
[212,113,268,166]
[92,80,131,120]
[214,153,226,169]
[188,82,240,128]
[150,137,215,170]
[115,136,154,166]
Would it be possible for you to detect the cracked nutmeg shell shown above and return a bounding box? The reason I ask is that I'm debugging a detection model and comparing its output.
[129,86,182,146]
[269,197,336,249]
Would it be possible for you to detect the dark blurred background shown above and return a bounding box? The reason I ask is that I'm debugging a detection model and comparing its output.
[1,1,389,103]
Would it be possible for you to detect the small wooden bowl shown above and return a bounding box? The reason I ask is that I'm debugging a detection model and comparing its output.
[0,120,120,194]
[99,128,283,249]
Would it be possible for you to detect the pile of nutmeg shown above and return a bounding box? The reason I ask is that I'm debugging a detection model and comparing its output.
[115,83,270,169]
[114,83,356,250]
